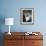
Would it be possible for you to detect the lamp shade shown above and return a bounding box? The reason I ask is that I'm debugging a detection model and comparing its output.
[5,18,14,25]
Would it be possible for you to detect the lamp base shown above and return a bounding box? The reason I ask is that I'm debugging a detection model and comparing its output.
[8,32,11,35]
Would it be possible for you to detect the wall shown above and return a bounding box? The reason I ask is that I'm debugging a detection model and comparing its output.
[0,0,46,32]
[0,0,46,46]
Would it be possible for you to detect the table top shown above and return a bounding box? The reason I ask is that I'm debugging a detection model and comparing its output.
[4,32,43,40]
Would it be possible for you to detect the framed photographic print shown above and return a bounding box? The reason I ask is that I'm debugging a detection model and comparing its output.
[20,8,34,24]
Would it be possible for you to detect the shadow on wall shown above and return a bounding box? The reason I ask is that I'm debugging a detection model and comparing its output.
[0,33,4,46]
[0,16,5,32]
[0,16,5,46]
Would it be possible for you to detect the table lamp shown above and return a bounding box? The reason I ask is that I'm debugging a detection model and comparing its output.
[5,18,14,35]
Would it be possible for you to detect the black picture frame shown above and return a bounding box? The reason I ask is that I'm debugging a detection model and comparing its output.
[20,8,34,24]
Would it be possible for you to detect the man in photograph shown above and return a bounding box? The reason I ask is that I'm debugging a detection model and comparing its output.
[23,10,32,22]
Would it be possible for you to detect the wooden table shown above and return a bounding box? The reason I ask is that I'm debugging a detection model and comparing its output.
[4,32,43,46]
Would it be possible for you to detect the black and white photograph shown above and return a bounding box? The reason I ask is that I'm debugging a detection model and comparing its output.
[20,8,34,24]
